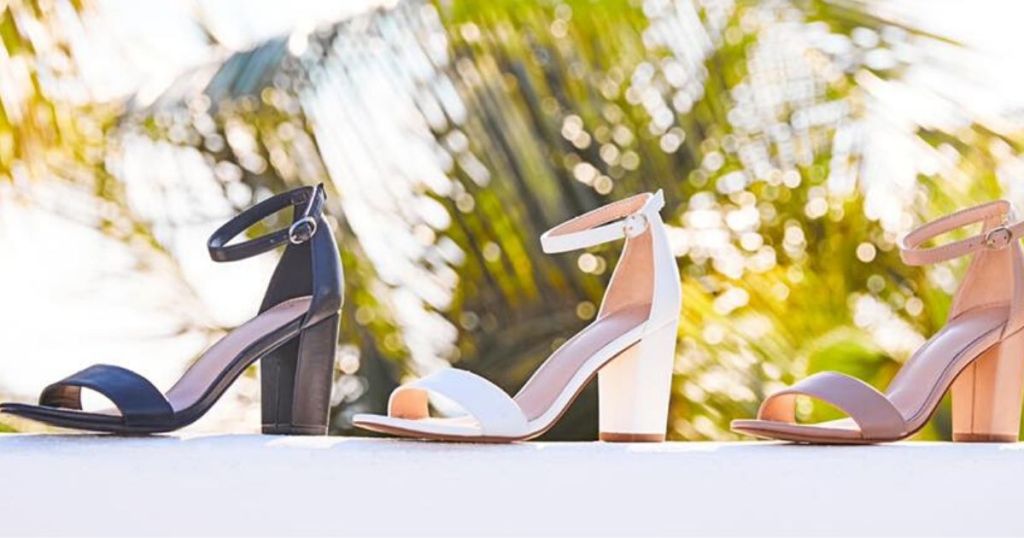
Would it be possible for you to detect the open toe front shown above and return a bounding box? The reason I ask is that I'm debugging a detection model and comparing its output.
[353,368,532,442]
[731,371,908,444]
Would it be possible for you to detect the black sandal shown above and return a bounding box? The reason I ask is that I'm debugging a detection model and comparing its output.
[0,184,343,435]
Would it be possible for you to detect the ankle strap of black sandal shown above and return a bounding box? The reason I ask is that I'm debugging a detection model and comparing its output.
[208,184,327,262]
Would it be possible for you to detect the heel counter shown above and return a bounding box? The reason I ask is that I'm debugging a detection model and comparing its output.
[649,212,682,325]
[306,216,344,327]
[950,214,1024,335]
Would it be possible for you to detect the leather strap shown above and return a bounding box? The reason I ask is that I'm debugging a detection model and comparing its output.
[758,371,906,439]
[388,369,530,438]
[900,200,1024,266]
[40,364,174,427]
[208,184,326,262]
[541,190,665,253]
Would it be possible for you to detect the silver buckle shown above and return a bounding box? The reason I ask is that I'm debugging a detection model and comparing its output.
[288,216,318,244]
[623,213,649,238]
[985,226,1012,249]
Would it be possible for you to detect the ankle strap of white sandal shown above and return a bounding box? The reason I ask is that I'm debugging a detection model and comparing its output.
[899,200,1024,265]
[541,190,665,254]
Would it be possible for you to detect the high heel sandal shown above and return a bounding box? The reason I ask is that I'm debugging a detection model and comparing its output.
[733,200,1024,444]
[353,190,681,442]
[0,184,343,435]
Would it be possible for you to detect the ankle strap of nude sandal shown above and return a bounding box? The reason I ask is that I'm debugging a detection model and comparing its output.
[540,190,665,254]
[899,200,1024,265]
[208,184,326,262]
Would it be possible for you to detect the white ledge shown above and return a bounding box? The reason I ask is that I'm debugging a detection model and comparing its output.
[2,435,1023,536]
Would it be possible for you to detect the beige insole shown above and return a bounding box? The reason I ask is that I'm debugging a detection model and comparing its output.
[513,304,650,421]
[887,305,1006,419]
[163,296,312,411]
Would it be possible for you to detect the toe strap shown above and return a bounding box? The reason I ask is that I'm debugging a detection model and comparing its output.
[389,369,529,438]
[758,372,906,439]
[40,364,174,427]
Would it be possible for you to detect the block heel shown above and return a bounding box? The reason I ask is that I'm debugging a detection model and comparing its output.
[262,313,340,435]
[952,329,1024,442]
[598,321,678,442]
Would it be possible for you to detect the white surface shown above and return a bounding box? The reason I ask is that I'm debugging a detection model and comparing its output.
[1,436,1023,536]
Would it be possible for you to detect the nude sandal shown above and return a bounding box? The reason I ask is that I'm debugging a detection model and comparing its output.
[1,185,343,435]
[353,191,681,442]
[733,200,1024,444]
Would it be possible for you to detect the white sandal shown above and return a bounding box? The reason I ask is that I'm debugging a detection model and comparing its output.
[353,191,681,442]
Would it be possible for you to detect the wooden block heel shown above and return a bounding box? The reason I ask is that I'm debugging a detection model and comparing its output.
[952,329,1024,443]
[598,321,677,443]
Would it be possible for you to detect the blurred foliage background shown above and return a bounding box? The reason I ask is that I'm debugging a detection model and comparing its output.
[2,0,1023,440]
